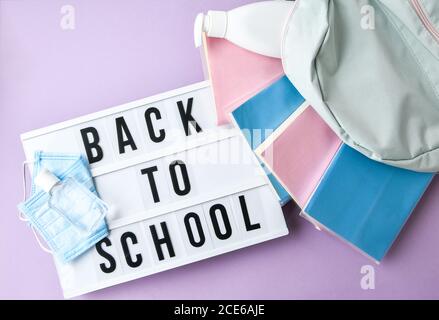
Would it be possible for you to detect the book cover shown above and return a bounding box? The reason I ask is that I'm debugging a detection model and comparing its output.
[201,34,284,125]
[229,76,306,205]
[254,78,433,261]
[256,105,342,208]
[303,144,434,262]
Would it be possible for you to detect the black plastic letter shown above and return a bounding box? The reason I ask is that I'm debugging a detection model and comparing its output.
[95,238,116,273]
[115,116,137,154]
[149,222,175,261]
[144,107,166,143]
[239,195,261,231]
[209,204,232,240]
[120,232,143,268]
[80,127,103,164]
[184,212,206,248]
[169,160,191,196]
[140,166,160,203]
[177,97,202,136]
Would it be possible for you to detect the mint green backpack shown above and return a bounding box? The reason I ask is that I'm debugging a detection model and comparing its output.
[282,0,439,172]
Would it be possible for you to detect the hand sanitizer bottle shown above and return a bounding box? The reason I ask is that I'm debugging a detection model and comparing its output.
[35,168,107,233]
[194,0,293,58]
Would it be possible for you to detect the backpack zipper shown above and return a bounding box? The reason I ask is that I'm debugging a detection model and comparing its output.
[410,0,439,44]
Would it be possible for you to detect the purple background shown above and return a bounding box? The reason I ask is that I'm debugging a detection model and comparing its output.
[1,0,438,300]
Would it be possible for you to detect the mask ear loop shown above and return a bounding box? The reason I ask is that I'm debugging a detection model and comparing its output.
[19,160,31,221]
[31,227,53,253]
[19,160,52,254]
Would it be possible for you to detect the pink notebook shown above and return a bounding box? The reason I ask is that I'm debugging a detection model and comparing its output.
[256,106,342,208]
[201,33,340,207]
[201,34,284,125]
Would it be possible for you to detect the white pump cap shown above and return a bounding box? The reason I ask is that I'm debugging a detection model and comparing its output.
[194,11,227,47]
[35,168,60,193]
[205,11,227,38]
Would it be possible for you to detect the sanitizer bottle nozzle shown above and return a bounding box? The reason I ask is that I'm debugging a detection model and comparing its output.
[194,1,294,58]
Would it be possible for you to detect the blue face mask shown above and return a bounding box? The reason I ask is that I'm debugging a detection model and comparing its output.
[18,151,109,263]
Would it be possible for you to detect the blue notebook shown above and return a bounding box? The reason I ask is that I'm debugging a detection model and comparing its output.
[304,144,433,262]
[231,76,305,205]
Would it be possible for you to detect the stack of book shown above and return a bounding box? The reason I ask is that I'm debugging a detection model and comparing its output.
[200,35,434,263]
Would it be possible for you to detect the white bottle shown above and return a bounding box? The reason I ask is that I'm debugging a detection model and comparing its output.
[194,0,293,58]
[35,168,107,233]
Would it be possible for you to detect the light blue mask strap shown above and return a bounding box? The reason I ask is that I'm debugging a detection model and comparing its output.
[19,160,53,254]
[30,224,52,253]
[19,160,32,221]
